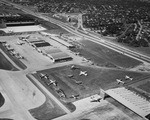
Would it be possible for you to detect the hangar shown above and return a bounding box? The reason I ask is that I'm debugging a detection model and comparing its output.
[50,52,72,62]
[41,47,73,62]
[101,87,150,120]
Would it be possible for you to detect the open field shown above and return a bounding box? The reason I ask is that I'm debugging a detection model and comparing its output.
[70,40,142,69]
[33,64,150,103]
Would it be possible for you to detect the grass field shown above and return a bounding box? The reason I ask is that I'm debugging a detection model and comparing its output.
[71,40,142,69]
[0,93,5,107]
[35,65,149,102]
[0,44,27,70]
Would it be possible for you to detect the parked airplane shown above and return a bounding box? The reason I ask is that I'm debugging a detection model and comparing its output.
[18,55,24,59]
[8,30,14,33]
[16,41,25,45]
[47,80,57,86]
[10,51,16,56]
[4,43,10,47]
[16,54,24,59]
[56,89,66,98]
[79,71,88,76]
[116,79,125,84]
[19,35,30,41]
[90,96,102,102]
[125,75,133,81]
[6,47,14,51]
[68,74,74,78]
[75,52,80,55]
[70,65,80,70]
[70,94,79,99]
[28,42,33,46]
[40,73,49,79]
[37,48,42,53]
[74,79,82,85]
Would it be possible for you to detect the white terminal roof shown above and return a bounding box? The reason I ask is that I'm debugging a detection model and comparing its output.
[105,87,150,120]
[0,25,46,33]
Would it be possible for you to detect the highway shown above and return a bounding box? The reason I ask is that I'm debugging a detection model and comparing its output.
[2,0,150,64]
[1,1,150,63]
